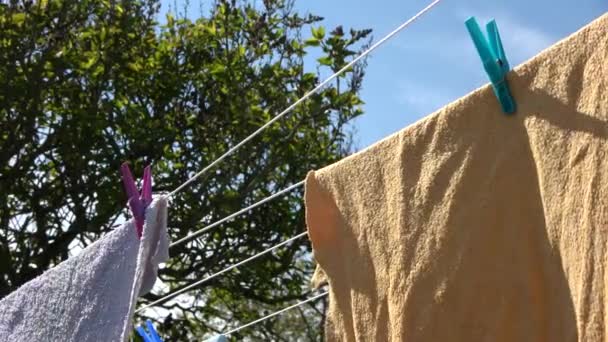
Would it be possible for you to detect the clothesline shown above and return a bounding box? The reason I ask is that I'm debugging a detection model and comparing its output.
[165,0,442,199]
[9,0,607,340]
[137,231,309,312]
[170,181,305,248]
[137,0,444,336]
[162,0,446,304]
[153,0,444,311]
[215,290,329,340]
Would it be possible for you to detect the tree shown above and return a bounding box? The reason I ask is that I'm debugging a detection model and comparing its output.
[0,0,371,340]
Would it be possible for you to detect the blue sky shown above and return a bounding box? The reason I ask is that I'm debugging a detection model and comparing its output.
[161,0,607,149]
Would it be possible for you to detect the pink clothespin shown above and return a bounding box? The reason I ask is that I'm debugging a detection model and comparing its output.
[121,162,153,238]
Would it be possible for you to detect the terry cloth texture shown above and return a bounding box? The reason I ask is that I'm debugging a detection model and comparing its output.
[305,13,608,342]
[0,197,169,342]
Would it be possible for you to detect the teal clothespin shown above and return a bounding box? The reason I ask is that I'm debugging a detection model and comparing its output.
[465,17,516,114]
[136,320,163,342]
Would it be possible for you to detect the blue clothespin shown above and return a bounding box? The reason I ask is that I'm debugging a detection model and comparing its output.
[465,17,516,114]
[205,335,228,342]
[136,320,163,342]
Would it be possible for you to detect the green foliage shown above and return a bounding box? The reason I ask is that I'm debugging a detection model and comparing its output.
[0,0,371,340]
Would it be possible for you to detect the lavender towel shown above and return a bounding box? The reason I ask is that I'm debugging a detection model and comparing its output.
[0,197,169,341]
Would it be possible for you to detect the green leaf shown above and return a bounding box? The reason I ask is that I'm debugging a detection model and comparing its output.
[290,40,301,50]
[302,73,316,83]
[92,64,104,77]
[317,56,333,66]
[311,26,325,40]
[210,63,226,75]
[127,62,141,72]
[82,54,98,69]
[304,37,320,47]
[206,22,217,35]
[11,13,26,26]
[167,14,175,27]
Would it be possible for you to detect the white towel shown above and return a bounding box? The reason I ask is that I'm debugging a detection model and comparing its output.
[0,196,169,341]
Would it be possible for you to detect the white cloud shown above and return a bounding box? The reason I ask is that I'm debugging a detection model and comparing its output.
[396,9,557,69]
[395,80,459,115]
[396,33,478,66]
[496,18,556,64]
[391,7,558,118]
[456,9,557,65]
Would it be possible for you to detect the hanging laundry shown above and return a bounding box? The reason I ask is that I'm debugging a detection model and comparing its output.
[305,13,608,342]
[0,197,169,342]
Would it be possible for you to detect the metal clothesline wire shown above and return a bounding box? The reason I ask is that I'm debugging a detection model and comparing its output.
[169,181,304,249]
[166,0,443,253]
[137,231,309,313]
[166,0,442,198]
[217,291,329,339]
[137,0,444,333]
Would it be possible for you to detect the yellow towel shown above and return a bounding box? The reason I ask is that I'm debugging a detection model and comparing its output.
[305,13,608,341]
